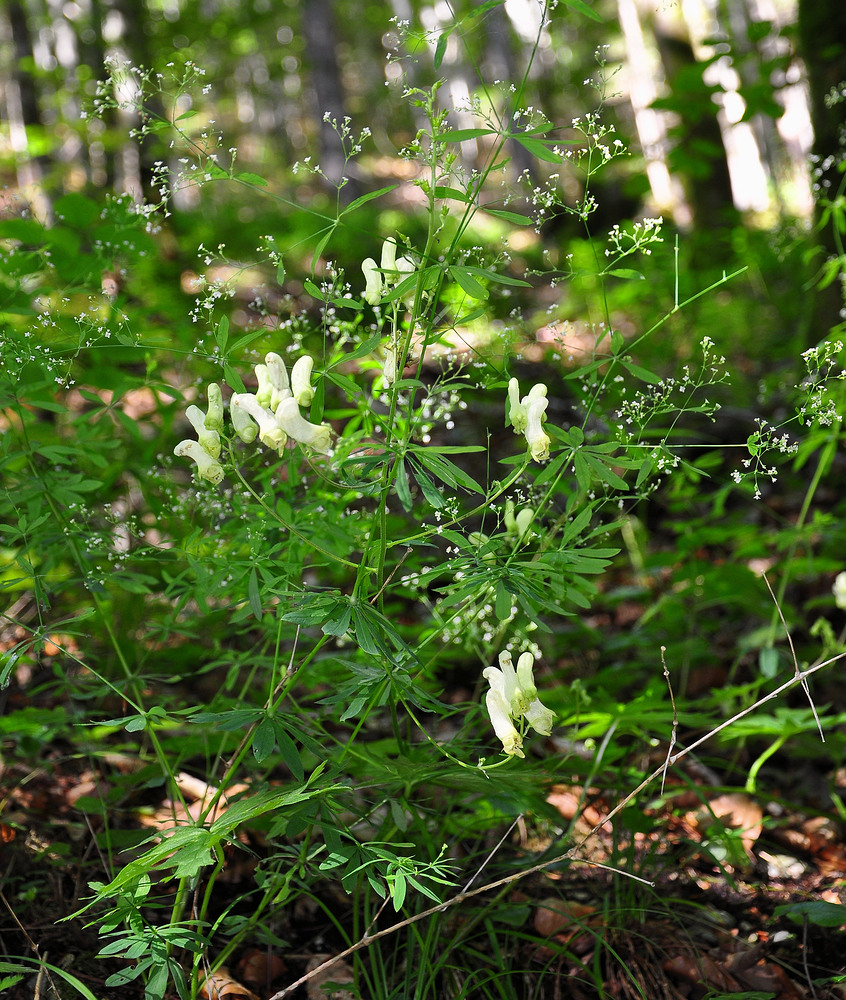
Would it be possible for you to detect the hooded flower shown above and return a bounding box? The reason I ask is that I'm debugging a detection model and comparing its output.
[485,687,524,758]
[504,500,534,545]
[834,572,846,610]
[483,649,555,754]
[185,404,221,459]
[231,392,287,453]
[525,395,550,462]
[291,355,315,407]
[507,379,552,463]
[275,397,332,454]
[174,388,225,483]
[362,257,381,306]
[173,439,224,485]
[205,383,224,432]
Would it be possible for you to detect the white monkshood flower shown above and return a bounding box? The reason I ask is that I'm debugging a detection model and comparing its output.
[485,687,525,758]
[185,404,221,459]
[504,500,535,544]
[507,380,551,462]
[483,649,555,754]
[381,236,398,272]
[205,383,224,432]
[265,352,292,411]
[254,363,273,408]
[507,378,527,433]
[275,397,332,454]
[362,257,381,305]
[230,395,258,444]
[231,393,287,453]
[525,394,550,462]
[291,355,315,406]
[173,439,224,485]
[382,343,397,386]
[524,697,555,737]
[834,572,846,610]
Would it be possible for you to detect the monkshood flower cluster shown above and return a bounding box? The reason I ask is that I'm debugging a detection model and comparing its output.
[484,650,555,758]
[507,378,552,462]
[362,237,415,385]
[174,352,331,482]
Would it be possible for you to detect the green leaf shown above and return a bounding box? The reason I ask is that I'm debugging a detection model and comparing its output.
[433,185,470,202]
[253,718,276,763]
[303,278,325,300]
[395,457,413,512]
[495,580,512,621]
[339,184,398,216]
[448,266,488,300]
[560,0,603,21]
[583,452,629,490]
[484,209,534,226]
[311,227,336,273]
[461,265,531,287]
[774,900,846,927]
[410,462,446,508]
[248,568,262,619]
[412,448,483,493]
[433,32,448,70]
[606,268,643,279]
[513,136,561,163]
[620,360,661,384]
[273,722,305,781]
[443,128,497,142]
[236,171,269,186]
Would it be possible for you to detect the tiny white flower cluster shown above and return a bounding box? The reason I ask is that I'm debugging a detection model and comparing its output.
[173,352,331,483]
[507,377,552,462]
[484,650,555,758]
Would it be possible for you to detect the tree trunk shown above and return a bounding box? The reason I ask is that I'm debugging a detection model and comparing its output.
[797,0,846,337]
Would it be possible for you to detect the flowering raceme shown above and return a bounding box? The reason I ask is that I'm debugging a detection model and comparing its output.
[173,350,332,482]
[483,650,555,757]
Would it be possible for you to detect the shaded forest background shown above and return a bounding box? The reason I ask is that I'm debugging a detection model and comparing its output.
[3,0,845,334]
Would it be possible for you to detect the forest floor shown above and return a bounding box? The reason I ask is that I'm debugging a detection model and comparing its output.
[2,684,846,1000]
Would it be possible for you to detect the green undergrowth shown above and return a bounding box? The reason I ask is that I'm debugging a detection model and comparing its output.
[3,5,846,999]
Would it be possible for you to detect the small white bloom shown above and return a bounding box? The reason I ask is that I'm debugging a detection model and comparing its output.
[274,397,332,453]
[173,439,224,484]
[834,572,846,610]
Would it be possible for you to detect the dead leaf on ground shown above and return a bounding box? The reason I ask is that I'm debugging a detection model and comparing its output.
[198,967,260,1000]
[305,954,357,1000]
